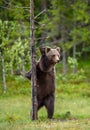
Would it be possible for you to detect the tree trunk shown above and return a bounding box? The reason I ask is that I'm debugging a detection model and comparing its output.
[62,50,67,75]
[30,0,38,120]
[22,56,25,76]
[40,0,47,45]
[61,25,67,75]
[10,63,14,75]
[1,54,7,93]
[73,0,77,74]
[41,0,47,10]
[73,44,77,73]
[82,43,88,60]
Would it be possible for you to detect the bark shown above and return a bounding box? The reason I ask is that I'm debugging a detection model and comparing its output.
[1,54,7,93]
[10,63,14,75]
[40,0,47,45]
[82,43,88,60]
[22,56,25,76]
[73,0,77,74]
[62,50,67,75]
[11,68,14,75]
[73,44,77,73]
[30,0,37,120]
[61,25,67,75]
[41,0,47,10]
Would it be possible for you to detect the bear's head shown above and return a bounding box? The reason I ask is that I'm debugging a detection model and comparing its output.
[40,46,60,64]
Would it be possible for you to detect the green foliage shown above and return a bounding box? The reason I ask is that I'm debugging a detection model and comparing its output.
[68,57,78,69]
[0,0,90,80]
[0,75,30,97]
[82,45,90,52]
[70,69,86,81]
[57,68,86,84]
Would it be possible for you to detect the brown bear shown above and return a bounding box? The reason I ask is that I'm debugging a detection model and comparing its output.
[25,46,60,119]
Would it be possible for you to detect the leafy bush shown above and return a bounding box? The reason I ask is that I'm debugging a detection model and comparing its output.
[68,57,78,69]
[57,69,86,84]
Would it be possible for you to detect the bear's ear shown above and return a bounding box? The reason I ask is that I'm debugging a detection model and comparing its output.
[39,47,45,55]
[56,47,60,53]
[45,47,51,53]
[39,46,51,55]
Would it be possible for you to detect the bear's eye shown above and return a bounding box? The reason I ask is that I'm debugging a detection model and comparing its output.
[53,55,55,57]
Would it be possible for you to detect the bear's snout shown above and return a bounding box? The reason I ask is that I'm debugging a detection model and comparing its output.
[54,55,60,63]
[57,59,60,63]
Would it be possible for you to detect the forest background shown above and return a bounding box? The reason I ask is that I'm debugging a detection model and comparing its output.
[0,0,90,129]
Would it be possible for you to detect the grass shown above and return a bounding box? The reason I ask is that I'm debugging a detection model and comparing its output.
[0,119,90,130]
[0,95,90,130]
[0,82,90,130]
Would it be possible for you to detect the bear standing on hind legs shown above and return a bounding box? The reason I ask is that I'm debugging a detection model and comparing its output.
[25,46,60,119]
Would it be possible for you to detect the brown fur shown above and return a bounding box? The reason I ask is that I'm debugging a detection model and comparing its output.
[25,46,60,119]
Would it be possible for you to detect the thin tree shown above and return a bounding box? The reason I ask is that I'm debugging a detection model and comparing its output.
[0,52,7,93]
[73,0,77,73]
[30,0,38,120]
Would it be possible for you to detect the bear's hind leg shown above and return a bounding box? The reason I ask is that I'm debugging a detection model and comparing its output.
[37,100,44,110]
[30,100,44,120]
[44,94,55,119]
